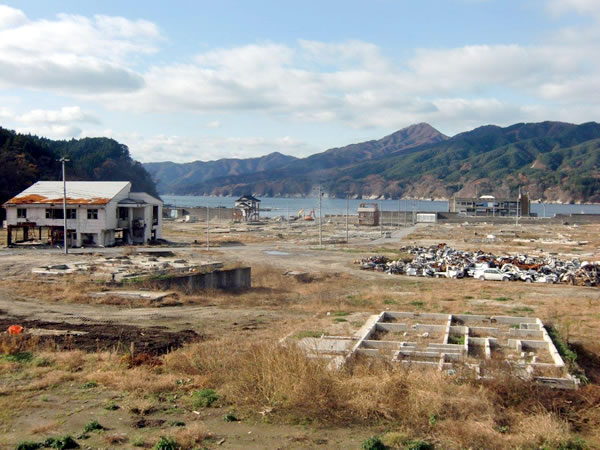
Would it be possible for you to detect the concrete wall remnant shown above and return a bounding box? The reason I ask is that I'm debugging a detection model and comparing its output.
[144,267,251,293]
[298,311,578,389]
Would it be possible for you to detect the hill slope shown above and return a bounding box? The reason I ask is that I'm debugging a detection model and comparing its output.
[0,128,159,218]
[172,121,600,203]
[144,152,297,194]
[152,123,449,196]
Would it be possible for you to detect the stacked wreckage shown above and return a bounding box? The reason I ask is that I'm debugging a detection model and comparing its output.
[357,244,600,286]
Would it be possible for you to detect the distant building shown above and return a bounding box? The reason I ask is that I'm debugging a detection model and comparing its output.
[233,195,261,222]
[3,181,162,247]
[450,193,530,217]
[358,202,380,226]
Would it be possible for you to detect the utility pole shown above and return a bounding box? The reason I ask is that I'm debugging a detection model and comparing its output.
[60,157,70,254]
[206,204,210,249]
[318,185,323,248]
[379,199,383,234]
[345,195,349,244]
[397,198,401,229]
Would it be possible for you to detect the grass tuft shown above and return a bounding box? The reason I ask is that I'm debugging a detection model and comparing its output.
[191,388,219,408]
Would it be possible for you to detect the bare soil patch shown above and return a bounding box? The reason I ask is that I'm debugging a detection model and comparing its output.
[0,315,200,354]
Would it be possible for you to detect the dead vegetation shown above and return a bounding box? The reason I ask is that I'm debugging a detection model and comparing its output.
[1,221,600,448]
[1,331,599,449]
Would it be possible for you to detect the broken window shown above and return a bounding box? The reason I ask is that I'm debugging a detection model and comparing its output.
[87,209,98,220]
[117,207,129,219]
[66,209,77,219]
[17,208,27,219]
[46,209,64,219]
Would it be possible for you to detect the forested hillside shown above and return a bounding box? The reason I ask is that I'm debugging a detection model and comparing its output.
[0,127,158,218]
[144,152,297,194]
[171,121,600,203]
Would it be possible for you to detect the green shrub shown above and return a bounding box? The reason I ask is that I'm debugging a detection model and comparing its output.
[191,389,219,408]
[83,420,104,433]
[405,440,434,450]
[4,352,33,363]
[16,442,41,450]
[153,436,180,450]
[43,436,79,449]
[362,436,386,450]
[223,412,239,422]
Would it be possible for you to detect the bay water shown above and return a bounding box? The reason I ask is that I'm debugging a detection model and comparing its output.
[162,195,600,219]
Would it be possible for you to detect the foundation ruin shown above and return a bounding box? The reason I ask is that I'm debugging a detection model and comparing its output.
[299,311,578,389]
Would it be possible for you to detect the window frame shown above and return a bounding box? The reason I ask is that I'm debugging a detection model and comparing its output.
[17,208,27,219]
[87,209,99,220]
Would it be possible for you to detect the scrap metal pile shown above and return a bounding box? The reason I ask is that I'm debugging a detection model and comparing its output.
[356,244,600,286]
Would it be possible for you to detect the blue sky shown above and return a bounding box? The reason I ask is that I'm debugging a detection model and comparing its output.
[0,0,599,162]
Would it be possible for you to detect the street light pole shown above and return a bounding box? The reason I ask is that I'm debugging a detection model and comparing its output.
[345,195,349,244]
[206,204,210,249]
[318,185,323,248]
[60,157,70,254]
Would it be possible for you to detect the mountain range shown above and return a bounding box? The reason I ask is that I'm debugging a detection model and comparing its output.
[144,121,600,203]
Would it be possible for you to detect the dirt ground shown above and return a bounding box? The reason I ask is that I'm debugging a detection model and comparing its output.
[1,219,600,449]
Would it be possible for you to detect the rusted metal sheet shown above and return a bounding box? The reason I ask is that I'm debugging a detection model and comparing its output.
[5,194,111,205]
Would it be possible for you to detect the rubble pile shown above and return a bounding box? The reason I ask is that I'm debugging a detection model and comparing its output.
[32,254,223,282]
[356,244,600,286]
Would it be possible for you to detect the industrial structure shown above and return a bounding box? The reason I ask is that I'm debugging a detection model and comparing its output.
[3,181,162,247]
[449,193,530,217]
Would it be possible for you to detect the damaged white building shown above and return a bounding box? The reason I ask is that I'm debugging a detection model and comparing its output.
[3,181,162,247]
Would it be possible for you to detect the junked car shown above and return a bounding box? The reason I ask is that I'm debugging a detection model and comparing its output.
[474,268,513,282]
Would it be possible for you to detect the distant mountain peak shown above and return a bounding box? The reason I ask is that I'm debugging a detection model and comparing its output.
[385,122,448,141]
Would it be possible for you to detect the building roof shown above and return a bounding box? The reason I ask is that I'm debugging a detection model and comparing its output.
[4,181,130,206]
[235,195,261,203]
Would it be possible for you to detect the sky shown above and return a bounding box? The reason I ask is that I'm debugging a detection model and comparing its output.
[0,0,599,163]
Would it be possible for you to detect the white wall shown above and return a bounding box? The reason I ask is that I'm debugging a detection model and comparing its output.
[3,182,166,245]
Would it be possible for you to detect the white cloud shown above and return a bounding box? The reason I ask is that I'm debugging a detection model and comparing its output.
[0,6,159,93]
[17,106,100,125]
[0,5,26,28]
[0,106,12,119]
[548,0,600,16]
[115,133,317,163]
[2,2,600,159]
[16,124,83,139]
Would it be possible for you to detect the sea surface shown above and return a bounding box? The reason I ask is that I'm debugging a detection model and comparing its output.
[162,195,600,219]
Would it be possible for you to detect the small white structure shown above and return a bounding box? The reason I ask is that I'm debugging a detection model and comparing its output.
[3,181,162,247]
[416,213,437,223]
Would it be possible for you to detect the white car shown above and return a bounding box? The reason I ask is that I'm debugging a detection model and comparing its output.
[534,274,558,284]
[475,268,512,282]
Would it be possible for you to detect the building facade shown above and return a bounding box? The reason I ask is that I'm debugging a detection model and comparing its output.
[449,193,530,217]
[233,195,261,222]
[3,181,162,247]
[358,202,380,226]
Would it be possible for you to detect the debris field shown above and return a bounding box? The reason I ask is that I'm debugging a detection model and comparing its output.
[357,243,600,286]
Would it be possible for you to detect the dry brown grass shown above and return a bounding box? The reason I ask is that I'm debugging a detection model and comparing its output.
[29,421,59,434]
[159,336,600,447]
[126,397,158,415]
[170,422,212,448]
[0,334,43,355]
[103,433,128,445]
[3,276,96,304]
